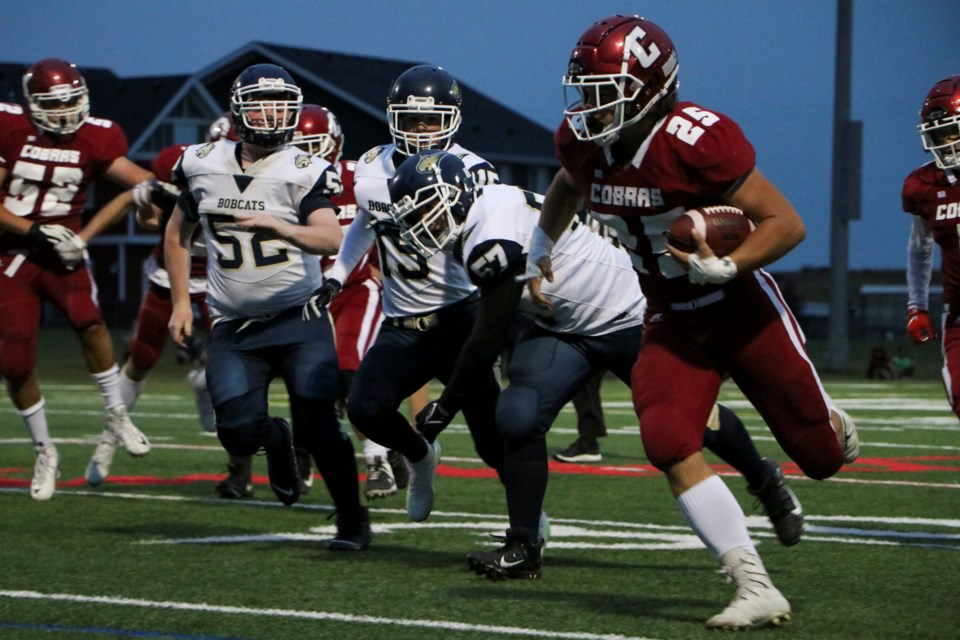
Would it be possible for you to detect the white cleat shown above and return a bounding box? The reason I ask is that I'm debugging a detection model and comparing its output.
[31,444,59,501]
[187,368,216,432]
[706,547,792,630]
[107,405,150,457]
[406,438,441,522]
[85,430,120,486]
[833,407,860,464]
[539,510,551,545]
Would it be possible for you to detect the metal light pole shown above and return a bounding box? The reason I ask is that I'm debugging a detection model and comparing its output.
[824,0,862,370]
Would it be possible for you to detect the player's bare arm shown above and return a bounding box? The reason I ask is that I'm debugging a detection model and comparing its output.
[234,206,342,255]
[526,167,583,306]
[0,167,33,235]
[79,191,136,243]
[722,168,805,273]
[442,272,525,407]
[163,205,197,347]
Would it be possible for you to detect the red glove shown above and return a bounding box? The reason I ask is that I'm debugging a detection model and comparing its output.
[906,307,936,344]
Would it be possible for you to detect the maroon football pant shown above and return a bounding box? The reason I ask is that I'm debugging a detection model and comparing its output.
[633,271,843,480]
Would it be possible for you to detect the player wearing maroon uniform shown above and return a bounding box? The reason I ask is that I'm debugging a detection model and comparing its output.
[904,75,960,420]
[0,58,153,500]
[526,17,860,629]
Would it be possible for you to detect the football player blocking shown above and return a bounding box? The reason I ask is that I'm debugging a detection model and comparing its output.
[0,58,155,501]
[524,15,862,630]
[904,74,960,423]
[292,103,409,501]
[310,64,508,525]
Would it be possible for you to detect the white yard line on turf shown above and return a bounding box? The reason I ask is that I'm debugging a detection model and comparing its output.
[0,590,661,640]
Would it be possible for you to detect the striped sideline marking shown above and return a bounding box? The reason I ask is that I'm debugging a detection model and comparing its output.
[0,590,661,640]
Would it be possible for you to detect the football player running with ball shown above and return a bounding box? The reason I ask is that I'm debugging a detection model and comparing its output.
[525,16,860,630]
[390,150,806,580]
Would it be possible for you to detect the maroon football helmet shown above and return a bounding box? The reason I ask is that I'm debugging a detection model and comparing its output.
[292,104,344,163]
[207,111,238,142]
[919,75,960,171]
[562,15,679,146]
[22,58,90,136]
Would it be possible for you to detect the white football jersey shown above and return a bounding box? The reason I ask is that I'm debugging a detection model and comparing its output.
[178,140,340,321]
[459,184,646,336]
[331,142,498,318]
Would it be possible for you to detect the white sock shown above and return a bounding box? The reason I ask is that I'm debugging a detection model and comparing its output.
[363,438,389,464]
[17,398,51,447]
[119,364,143,411]
[91,364,124,412]
[677,474,755,559]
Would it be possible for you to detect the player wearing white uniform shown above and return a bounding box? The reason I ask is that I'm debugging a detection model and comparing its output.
[166,64,370,551]
[392,151,805,578]
[304,65,505,523]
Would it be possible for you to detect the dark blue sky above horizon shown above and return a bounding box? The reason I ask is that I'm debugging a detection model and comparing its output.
[3,0,959,272]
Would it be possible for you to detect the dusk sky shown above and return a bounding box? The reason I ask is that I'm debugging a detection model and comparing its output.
[3,0,959,272]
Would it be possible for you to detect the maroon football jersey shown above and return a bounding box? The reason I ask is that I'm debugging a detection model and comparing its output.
[0,102,127,251]
[902,162,960,309]
[324,159,376,284]
[556,100,755,308]
[151,143,188,184]
[147,143,208,277]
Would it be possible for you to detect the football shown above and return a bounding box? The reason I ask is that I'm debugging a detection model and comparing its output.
[666,205,753,258]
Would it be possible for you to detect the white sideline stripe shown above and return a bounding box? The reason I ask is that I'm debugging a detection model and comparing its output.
[0,590,660,640]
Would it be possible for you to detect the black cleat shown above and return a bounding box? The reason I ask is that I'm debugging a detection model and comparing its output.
[328,507,373,551]
[216,455,254,499]
[265,418,301,506]
[748,459,805,546]
[466,527,544,580]
[553,437,602,463]
[295,446,313,495]
[388,449,410,490]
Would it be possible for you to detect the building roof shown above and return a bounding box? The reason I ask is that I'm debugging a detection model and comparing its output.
[1,43,558,167]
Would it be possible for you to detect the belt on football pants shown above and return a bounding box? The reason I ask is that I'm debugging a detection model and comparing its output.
[669,290,725,311]
[384,291,479,332]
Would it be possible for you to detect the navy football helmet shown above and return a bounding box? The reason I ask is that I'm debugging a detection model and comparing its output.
[22,58,89,136]
[388,149,476,258]
[387,65,463,156]
[230,64,302,150]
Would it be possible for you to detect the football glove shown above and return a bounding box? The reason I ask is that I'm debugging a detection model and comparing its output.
[688,254,738,285]
[906,307,936,344]
[28,222,76,246]
[369,217,404,239]
[53,234,87,270]
[416,400,454,443]
[132,179,181,209]
[302,278,342,322]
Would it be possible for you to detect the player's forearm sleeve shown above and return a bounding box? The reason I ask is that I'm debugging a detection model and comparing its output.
[907,216,934,310]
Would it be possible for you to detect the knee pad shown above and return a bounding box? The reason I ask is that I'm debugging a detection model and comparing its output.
[639,405,702,470]
[346,389,395,430]
[216,392,271,456]
[0,336,36,381]
[495,385,543,441]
